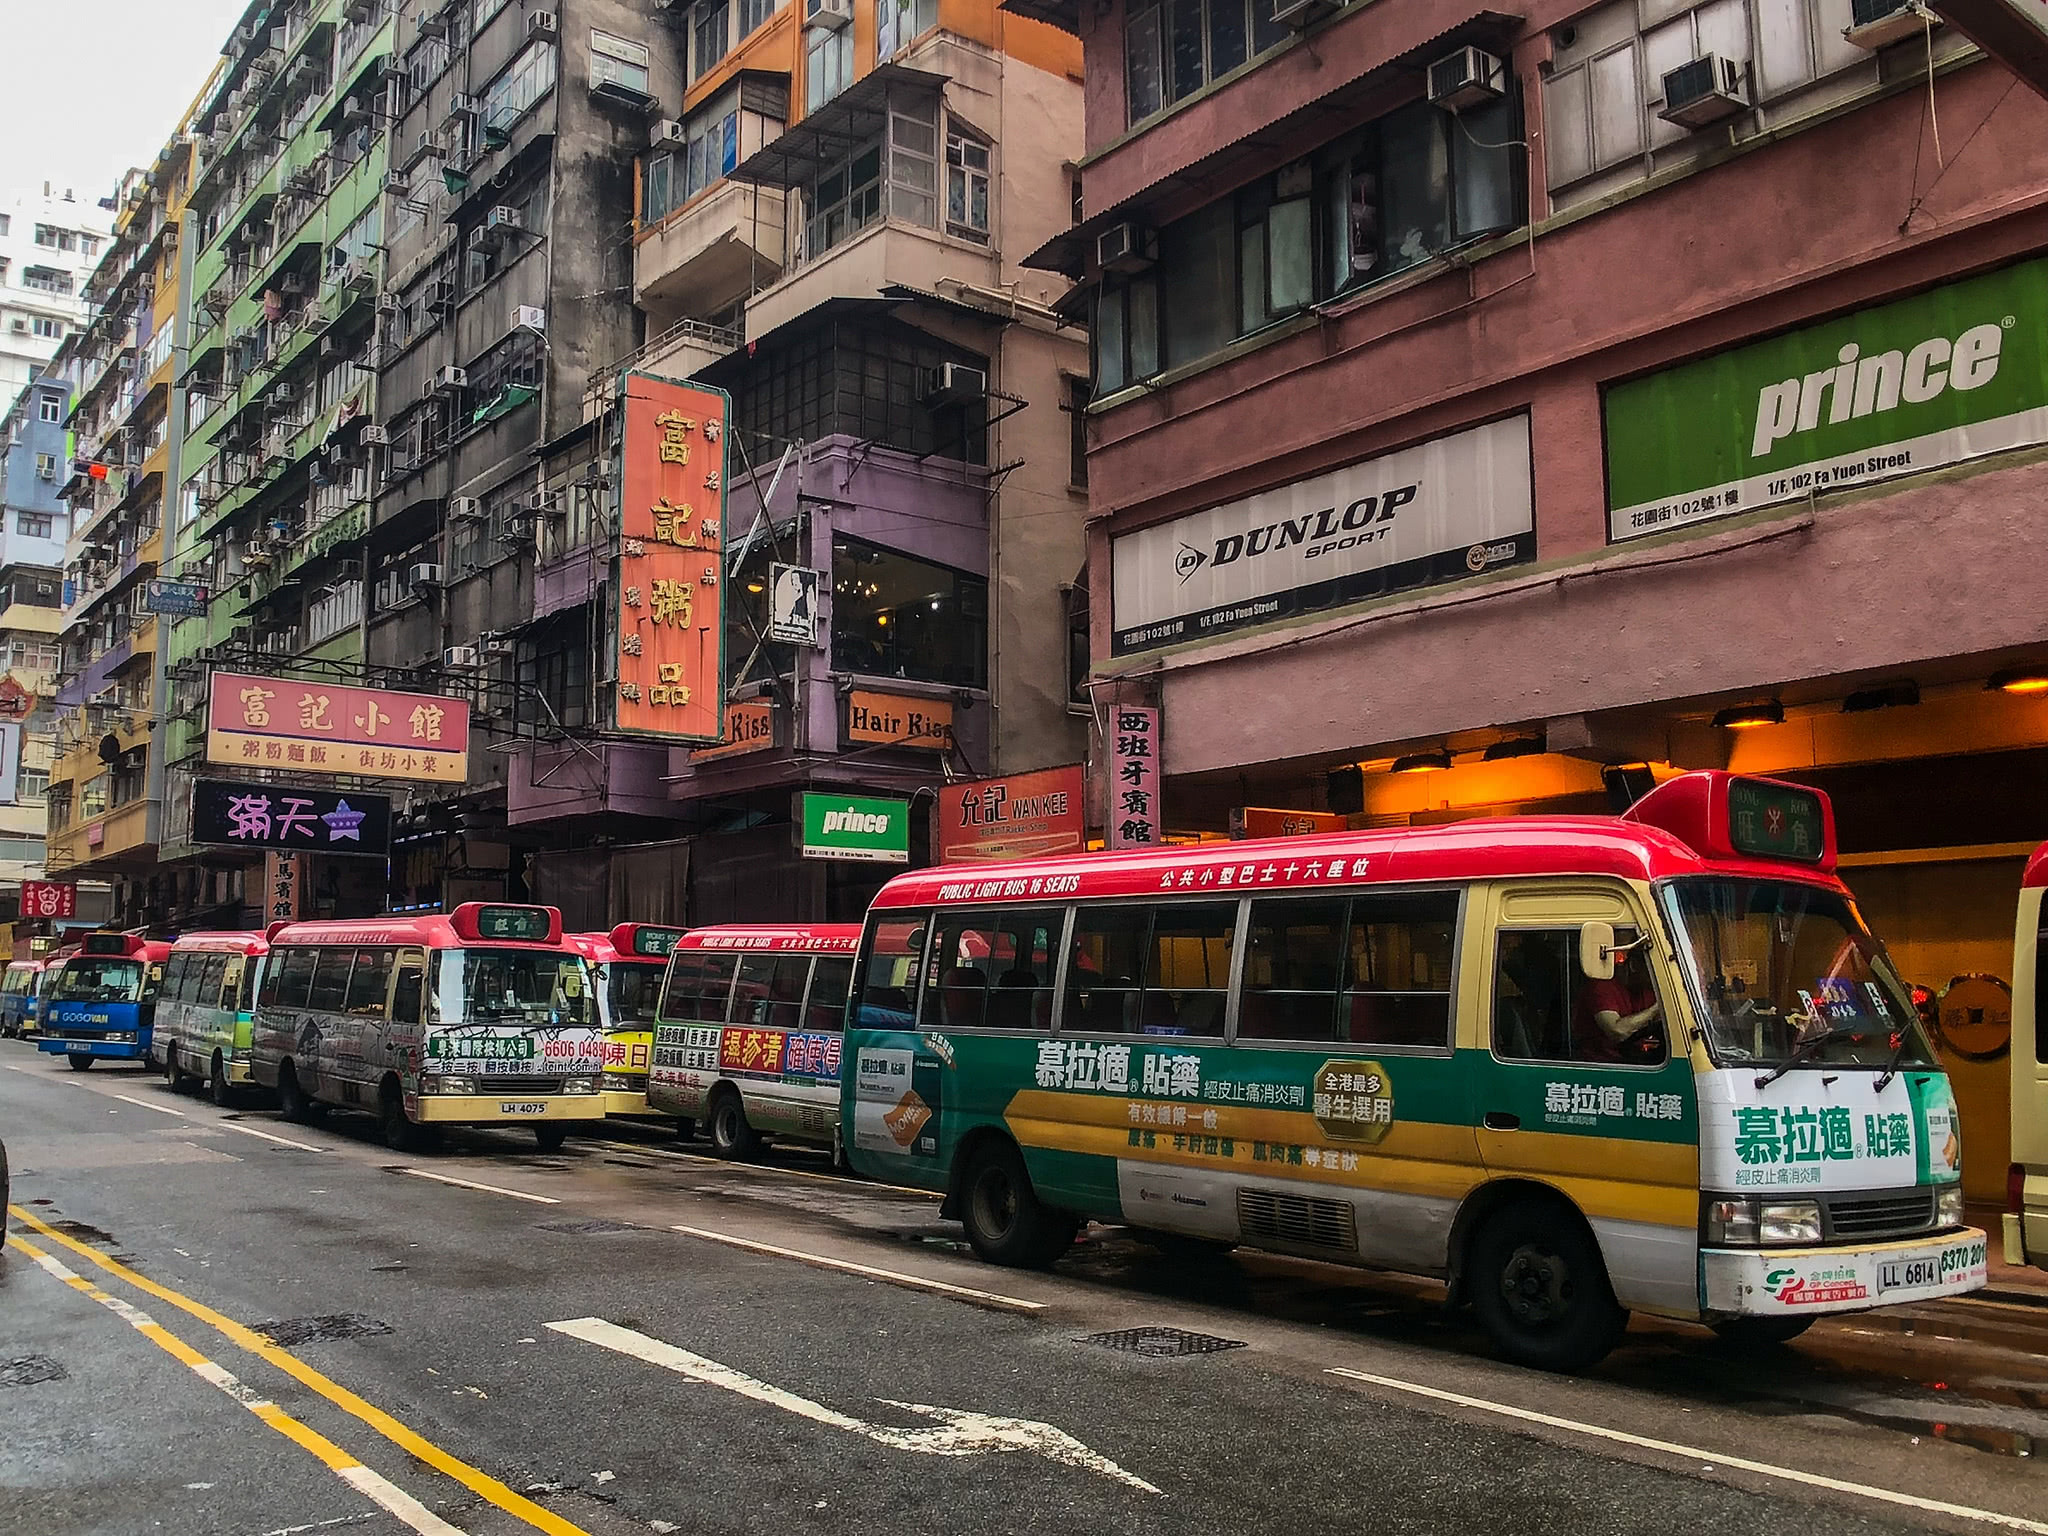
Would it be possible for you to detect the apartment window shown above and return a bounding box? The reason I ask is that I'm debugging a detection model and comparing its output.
[16,514,55,539]
[406,32,453,95]
[38,391,61,423]
[33,225,76,252]
[35,453,59,481]
[80,236,99,261]
[0,215,9,236]
[694,0,732,78]
[831,535,987,688]
[945,130,990,241]
[21,268,71,295]
[647,88,741,222]
[1125,0,1291,125]
[807,23,853,108]
[740,0,777,35]
[474,0,511,26]
[32,317,63,340]
[1092,274,1159,395]
[484,38,558,126]
[1062,376,1090,488]
[592,31,653,96]
[464,328,545,429]
[877,0,937,61]
[1063,566,1091,706]
[889,103,938,226]
[306,580,364,643]
[18,767,48,804]
[806,142,882,257]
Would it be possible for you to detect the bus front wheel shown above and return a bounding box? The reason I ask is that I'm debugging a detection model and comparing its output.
[534,1124,569,1153]
[960,1140,1075,1269]
[1468,1203,1626,1373]
[708,1090,762,1161]
[66,1054,95,1072]
[1710,1316,1814,1349]
[379,1081,425,1153]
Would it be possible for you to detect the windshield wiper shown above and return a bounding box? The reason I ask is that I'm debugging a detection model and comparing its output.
[1755,1022,1833,1089]
[1874,1027,1916,1091]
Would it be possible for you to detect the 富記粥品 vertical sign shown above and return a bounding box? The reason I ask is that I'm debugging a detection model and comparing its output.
[1108,706,1161,850]
[615,373,729,742]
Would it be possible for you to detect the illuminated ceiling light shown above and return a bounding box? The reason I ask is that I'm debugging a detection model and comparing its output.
[1711,701,1784,730]
[1391,748,1452,774]
[746,581,764,594]
[1842,681,1919,713]
[1481,736,1545,762]
[1988,666,2048,694]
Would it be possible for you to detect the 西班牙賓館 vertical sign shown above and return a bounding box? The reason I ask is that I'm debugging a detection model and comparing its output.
[1108,706,1161,850]
[614,373,729,743]
[1605,255,2048,540]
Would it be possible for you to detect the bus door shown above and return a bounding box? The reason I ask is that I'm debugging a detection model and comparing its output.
[1474,883,1701,1316]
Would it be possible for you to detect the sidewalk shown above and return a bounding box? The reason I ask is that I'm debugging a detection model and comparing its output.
[1969,1204,2048,1306]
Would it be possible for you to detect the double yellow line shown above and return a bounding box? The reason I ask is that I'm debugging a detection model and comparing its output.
[8,1205,592,1536]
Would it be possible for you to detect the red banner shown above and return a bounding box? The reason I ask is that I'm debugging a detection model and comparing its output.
[207,672,471,783]
[19,881,76,920]
[616,373,728,743]
[938,764,1086,863]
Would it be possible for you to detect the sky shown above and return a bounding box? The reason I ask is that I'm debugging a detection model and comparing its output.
[0,0,253,204]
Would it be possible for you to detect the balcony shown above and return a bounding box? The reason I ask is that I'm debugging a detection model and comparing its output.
[744,217,1001,344]
[45,796,156,879]
[636,179,786,318]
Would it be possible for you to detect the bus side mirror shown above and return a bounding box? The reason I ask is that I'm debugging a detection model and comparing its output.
[1580,922,1617,981]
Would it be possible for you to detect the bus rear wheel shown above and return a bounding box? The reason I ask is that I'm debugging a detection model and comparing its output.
[1468,1203,1626,1373]
[209,1053,237,1109]
[66,1054,95,1072]
[162,1046,188,1092]
[960,1140,1075,1269]
[708,1090,762,1161]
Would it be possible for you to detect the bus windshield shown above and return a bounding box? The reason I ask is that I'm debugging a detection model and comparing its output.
[1660,876,1937,1071]
[607,961,666,1026]
[432,949,595,1029]
[50,958,145,1003]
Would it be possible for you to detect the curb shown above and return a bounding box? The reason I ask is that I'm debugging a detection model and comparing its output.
[1970,1283,2048,1308]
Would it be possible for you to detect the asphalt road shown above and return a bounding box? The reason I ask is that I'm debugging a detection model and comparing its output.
[4,1042,2047,1536]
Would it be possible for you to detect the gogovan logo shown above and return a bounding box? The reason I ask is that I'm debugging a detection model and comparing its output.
[1750,317,2013,459]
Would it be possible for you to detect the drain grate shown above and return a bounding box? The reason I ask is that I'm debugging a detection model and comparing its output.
[537,1218,645,1235]
[1078,1327,1247,1358]
[253,1314,393,1348]
[0,1354,68,1387]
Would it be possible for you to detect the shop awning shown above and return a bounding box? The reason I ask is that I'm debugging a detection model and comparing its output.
[997,0,1079,35]
[729,64,951,190]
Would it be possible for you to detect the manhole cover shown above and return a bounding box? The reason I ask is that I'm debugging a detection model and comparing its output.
[1078,1327,1247,1357]
[253,1314,394,1347]
[537,1219,645,1235]
[0,1354,68,1387]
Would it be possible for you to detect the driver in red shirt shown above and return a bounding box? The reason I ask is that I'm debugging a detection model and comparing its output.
[1573,938,1664,1063]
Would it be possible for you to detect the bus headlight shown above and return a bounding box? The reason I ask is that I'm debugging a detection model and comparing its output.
[1757,1200,1823,1245]
[422,1074,476,1095]
[1705,1199,1759,1245]
[561,1077,600,1095]
[1936,1184,1965,1228]
[599,1072,638,1092]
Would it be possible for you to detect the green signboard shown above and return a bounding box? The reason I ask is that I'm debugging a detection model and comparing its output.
[1604,256,2048,541]
[1726,778,1826,864]
[799,793,911,864]
[475,905,553,941]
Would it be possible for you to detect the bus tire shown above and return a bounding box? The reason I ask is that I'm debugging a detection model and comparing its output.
[708,1089,761,1160]
[960,1139,1075,1269]
[66,1054,95,1072]
[534,1124,569,1153]
[209,1053,237,1110]
[1468,1202,1626,1373]
[1710,1316,1813,1349]
[277,1062,313,1123]
[379,1079,424,1153]
[163,1045,186,1091]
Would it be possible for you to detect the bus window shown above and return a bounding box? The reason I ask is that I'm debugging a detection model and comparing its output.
[1241,897,1347,1041]
[239,958,264,1013]
[52,956,144,1003]
[1494,927,1667,1067]
[392,952,426,1025]
[660,952,739,1021]
[307,950,354,1014]
[923,908,1062,1032]
[160,953,190,1002]
[1148,903,1234,1036]
[858,919,926,1026]
[806,957,854,1033]
[923,916,998,1030]
[345,949,394,1017]
[436,950,595,1028]
[266,948,315,1009]
[1067,905,1146,1032]
[1344,891,1459,1048]
[609,962,665,1025]
[198,956,229,1009]
[735,953,807,1030]
[219,957,246,1011]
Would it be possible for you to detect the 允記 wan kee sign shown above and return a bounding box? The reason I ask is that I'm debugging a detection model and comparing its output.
[614,372,730,743]
[207,673,470,785]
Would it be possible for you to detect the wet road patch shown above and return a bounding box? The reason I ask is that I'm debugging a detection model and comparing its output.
[252,1313,394,1347]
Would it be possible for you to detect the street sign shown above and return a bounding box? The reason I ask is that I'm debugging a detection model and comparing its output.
[937,765,1085,863]
[190,778,393,856]
[798,792,911,864]
[20,881,77,920]
[767,564,822,645]
[207,671,470,784]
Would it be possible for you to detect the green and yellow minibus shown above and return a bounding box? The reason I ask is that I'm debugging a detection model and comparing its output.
[154,931,270,1106]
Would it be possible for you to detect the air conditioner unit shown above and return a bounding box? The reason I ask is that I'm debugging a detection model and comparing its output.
[408,562,444,588]
[376,293,400,314]
[529,10,559,37]
[273,382,297,403]
[806,0,853,25]
[385,173,412,199]
[511,304,547,332]
[1427,47,1507,112]
[467,227,497,252]
[1658,54,1750,128]
[1845,0,1929,49]
[1268,0,1338,27]
[651,119,685,146]
[921,363,987,405]
[444,645,481,668]
[436,365,468,391]
[486,205,524,233]
[450,496,485,522]
[361,424,390,445]
[1095,221,1157,274]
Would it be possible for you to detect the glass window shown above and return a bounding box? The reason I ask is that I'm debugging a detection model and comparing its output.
[659,951,739,1020]
[1240,897,1346,1041]
[267,947,316,1008]
[1068,903,1233,1036]
[52,957,142,1003]
[308,949,353,1013]
[694,0,731,78]
[876,0,935,60]
[592,30,653,95]
[830,534,987,688]
[858,918,927,1026]
[199,955,229,1008]
[920,908,1062,1032]
[806,23,853,110]
[740,0,777,36]
[644,150,675,221]
[806,956,853,1033]
[392,953,426,1025]
[946,131,990,241]
[735,953,808,1031]
[345,948,394,1016]
[435,949,595,1028]
[889,103,939,227]
[1344,891,1459,1047]
[483,39,557,125]
[1494,927,1667,1066]
[221,956,247,1011]
[160,953,191,1002]
[1161,200,1233,368]
[1127,4,1164,121]
[609,961,667,1025]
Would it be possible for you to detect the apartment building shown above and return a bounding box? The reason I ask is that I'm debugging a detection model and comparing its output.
[1044,0,2048,1200]
[0,187,113,420]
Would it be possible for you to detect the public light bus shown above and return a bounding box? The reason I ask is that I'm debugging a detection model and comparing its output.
[36,933,170,1070]
[2006,847,2048,1272]
[153,931,271,1106]
[1,960,47,1038]
[251,903,606,1152]
[842,770,1987,1372]
[566,924,686,1120]
[648,925,861,1157]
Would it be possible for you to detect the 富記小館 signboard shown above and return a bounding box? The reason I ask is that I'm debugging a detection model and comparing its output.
[1605,256,2048,541]
[208,673,470,784]
[1109,415,1534,655]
